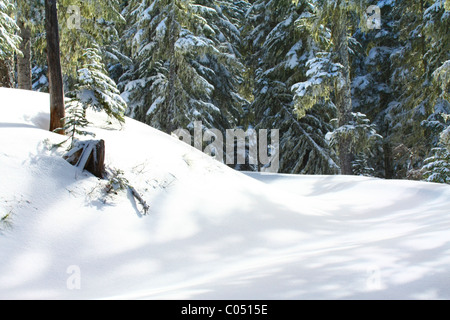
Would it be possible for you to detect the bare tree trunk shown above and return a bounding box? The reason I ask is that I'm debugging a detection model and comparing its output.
[163,10,180,134]
[334,3,353,175]
[17,19,32,90]
[45,0,65,134]
[0,59,14,88]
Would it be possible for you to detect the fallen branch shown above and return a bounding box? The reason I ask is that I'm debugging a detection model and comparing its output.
[128,186,150,215]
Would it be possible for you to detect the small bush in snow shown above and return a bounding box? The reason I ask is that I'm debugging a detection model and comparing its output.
[105,168,129,194]
[69,47,127,124]
[61,102,95,148]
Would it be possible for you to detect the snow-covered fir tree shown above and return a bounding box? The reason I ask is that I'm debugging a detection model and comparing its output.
[61,101,93,148]
[119,0,246,134]
[244,0,340,175]
[58,0,126,79]
[291,0,382,175]
[0,0,20,87]
[68,47,127,124]
[27,0,126,91]
[0,0,19,57]
[15,0,42,90]
[383,0,450,179]
[351,0,397,178]
[422,120,450,184]
[326,112,382,176]
[1,0,448,183]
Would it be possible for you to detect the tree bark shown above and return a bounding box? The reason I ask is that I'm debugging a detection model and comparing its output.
[420,0,427,74]
[383,141,394,179]
[64,140,105,178]
[17,19,32,90]
[0,59,14,88]
[334,3,353,175]
[45,0,65,134]
[163,10,180,134]
[85,140,105,178]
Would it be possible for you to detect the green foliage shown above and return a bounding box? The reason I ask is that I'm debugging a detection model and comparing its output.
[105,168,129,194]
[57,47,126,148]
[104,167,150,214]
[0,210,12,233]
[120,0,246,133]
[292,52,343,117]
[288,0,376,175]
[58,0,126,78]
[423,146,450,184]
[14,0,45,30]
[387,0,449,163]
[327,112,382,173]
[11,0,449,182]
[0,0,21,59]
[423,121,450,184]
[26,0,126,91]
[343,0,450,180]
[352,155,375,177]
[327,113,382,155]
[61,102,94,148]
[245,0,339,174]
[433,61,450,101]
[70,47,127,124]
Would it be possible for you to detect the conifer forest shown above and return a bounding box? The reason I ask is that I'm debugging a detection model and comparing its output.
[1,0,449,183]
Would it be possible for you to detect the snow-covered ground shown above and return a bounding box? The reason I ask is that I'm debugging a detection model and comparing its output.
[1,88,449,300]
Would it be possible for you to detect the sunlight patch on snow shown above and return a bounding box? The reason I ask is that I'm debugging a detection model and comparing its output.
[1,88,450,299]
[401,231,450,251]
[259,229,309,246]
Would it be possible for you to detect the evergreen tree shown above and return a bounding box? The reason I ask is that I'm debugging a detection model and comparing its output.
[62,101,93,148]
[15,0,44,90]
[291,0,381,175]
[28,0,126,92]
[351,1,398,178]
[423,121,450,184]
[46,0,65,134]
[58,0,126,80]
[0,0,20,87]
[68,47,127,124]
[326,112,382,176]
[119,0,246,134]
[0,0,19,56]
[244,0,339,174]
[385,0,449,178]
[4,0,447,182]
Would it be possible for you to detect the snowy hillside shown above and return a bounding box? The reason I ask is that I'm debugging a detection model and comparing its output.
[1,88,450,300]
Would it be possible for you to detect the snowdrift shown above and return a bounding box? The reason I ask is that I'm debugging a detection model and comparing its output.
[1,88,450,300]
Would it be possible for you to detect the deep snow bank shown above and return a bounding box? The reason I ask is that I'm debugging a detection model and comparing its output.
[1,88,450,300]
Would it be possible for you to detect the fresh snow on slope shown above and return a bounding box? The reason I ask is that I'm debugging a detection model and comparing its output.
[1,88,450,300]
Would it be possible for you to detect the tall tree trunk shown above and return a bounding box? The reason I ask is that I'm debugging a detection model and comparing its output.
[334,4,353,175]
[420,0,427,75]
[45,0,65,134]
[0,59,14,88]
[164,11,179,133]
[17,20,32,90]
